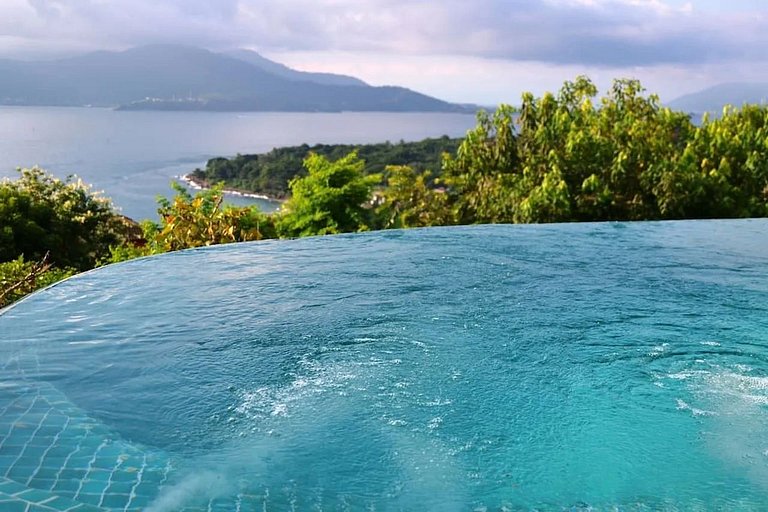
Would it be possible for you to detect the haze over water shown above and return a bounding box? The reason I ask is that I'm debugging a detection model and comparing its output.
[0,106,477,220]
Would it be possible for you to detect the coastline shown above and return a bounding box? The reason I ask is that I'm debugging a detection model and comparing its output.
[178,174,285,204]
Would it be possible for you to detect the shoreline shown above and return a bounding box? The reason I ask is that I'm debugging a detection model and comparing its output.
[178,174,285,204]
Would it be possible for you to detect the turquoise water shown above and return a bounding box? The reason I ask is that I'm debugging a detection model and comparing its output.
[1,220,768,511]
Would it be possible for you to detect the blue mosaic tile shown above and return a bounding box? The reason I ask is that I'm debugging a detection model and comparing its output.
[0,382,178,511]
[76,492,103,506]
[0,499,29,512]
[52,479,82,494]
[29,477,56,489]
[103,480,132,495]
[14,486,57,503]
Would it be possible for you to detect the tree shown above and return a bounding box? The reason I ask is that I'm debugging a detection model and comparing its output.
[656,105,768,218]
[0,167,129,270]
[377,165,452,228]
[441,105,519,224]
[107,182,276,260]
[277,152,381,237]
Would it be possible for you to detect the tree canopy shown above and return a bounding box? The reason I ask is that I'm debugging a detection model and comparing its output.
[0,167,129,270]
[427,76,768,225]
[277,152,381,237]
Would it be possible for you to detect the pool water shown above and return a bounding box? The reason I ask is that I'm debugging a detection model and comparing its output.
[1,220,767,511]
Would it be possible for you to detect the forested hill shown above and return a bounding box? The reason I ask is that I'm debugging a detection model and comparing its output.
[188,136,462,199]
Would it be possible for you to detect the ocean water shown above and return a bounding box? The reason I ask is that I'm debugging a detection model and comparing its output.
[0,107,477,220]
[1,220,768,511]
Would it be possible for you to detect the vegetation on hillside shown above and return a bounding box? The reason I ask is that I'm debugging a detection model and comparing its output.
[3,76,768,307]
[188,136,461,199]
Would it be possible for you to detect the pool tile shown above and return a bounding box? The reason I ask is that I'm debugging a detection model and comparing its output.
[46,446,75,458]
[104,480,133,494]
[27,477,56,489]
[0,478,29,494]
[28,506,59,512]
[87,469,112,483]
[75,492,103,505]
[0,455,20,468]
[52,478,82,494]
[59,469,88,481]
[32,466,61,480]
[40,495,82,509]
[140,469,165,484]
[14,486,58,502]
[126,492,152,508]
[68,503,106,511]
[7,464,39,480]
[22,446,50,459]
[111,470,138,483]
[79,479,108,496]
[1,382,174,512]
[133,480,156,496]
[0,499,29,512]
[100,492,131,509]
[65,459,93,470]
[0,445,25,456]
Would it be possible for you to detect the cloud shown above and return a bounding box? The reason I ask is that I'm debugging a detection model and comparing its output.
[265,48,744,106]
[0,0,765,104]
[0,0,761,68]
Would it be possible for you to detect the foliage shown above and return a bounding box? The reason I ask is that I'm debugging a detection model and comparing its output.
[656,105,768,218]
[153,183,275,251]
[189,136,461,199]
[277,152,380,237]
[107,183,276,261]
[430,76,767,224]
[376,165,452,228]
[441,105,520,224]
[0,255,75,309]
[0,167,130,270]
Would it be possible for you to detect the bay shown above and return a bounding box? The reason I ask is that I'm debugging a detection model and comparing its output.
[0,107,477,220]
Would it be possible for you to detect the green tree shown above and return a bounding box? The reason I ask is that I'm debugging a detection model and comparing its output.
[154,183,275,251]
[441,105,519,224]
[277,152,381,237]
[377,165,452,228]
[656,105,768,218]
[108,182,276,260]
[0,167,129,270]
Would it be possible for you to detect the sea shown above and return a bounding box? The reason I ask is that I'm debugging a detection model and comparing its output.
[0,107,478,220]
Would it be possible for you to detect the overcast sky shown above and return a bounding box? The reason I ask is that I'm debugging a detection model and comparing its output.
[1,0,766,104]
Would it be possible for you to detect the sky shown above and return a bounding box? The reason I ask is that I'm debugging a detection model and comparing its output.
[0,0,766,105]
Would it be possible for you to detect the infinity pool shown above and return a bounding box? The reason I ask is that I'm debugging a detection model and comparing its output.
[1,221,767,511]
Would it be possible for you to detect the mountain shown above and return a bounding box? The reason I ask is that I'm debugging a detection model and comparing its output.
[668,83,768,113]
[0,44,470,113]
[223,49,367,87]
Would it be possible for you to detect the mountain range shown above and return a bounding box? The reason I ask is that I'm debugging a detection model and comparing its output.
[668,83,768,114]
[0,45,471,113]
[1,45,763,115]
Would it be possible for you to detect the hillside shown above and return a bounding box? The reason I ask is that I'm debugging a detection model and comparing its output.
[668,82,768,113]
[188,136,462,199]
[0,45,472,113]
[223,49,367,87]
